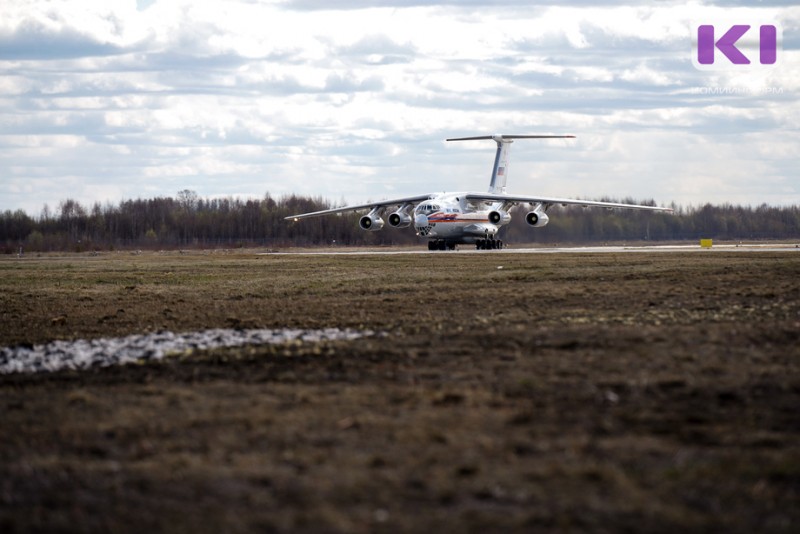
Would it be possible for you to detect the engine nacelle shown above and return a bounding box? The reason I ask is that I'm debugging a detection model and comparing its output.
[488,210,511,225]
[359,214,385,231]
[525,210,550,227]
[388,211,413,228]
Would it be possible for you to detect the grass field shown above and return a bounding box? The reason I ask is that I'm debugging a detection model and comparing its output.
[1,250,799,532]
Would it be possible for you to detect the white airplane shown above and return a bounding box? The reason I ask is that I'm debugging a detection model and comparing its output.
[286,135,673,250]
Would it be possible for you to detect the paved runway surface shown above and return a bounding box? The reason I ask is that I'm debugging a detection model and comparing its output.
[269,243,800,256]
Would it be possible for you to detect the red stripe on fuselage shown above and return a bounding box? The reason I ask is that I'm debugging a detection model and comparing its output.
[427,212,489,223]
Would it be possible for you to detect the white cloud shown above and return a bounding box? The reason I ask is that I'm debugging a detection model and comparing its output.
[0,0,798,216]
[620,64,675,86]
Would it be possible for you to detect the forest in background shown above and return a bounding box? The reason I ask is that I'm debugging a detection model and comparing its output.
[1,189,799,252]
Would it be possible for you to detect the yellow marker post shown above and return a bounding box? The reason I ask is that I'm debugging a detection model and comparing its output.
[700,238,713,248]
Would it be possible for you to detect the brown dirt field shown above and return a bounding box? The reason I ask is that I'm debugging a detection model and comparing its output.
[1,250,799,533]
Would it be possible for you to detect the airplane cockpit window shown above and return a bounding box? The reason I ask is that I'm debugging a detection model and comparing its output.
[415,203,440,215]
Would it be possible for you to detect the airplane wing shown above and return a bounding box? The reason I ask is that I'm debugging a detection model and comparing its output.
[285,194,433,220]
[464,193,673,213]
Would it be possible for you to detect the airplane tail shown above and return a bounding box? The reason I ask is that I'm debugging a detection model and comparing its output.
[447,134,576,194]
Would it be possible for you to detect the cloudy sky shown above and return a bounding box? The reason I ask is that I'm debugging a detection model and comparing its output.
[1,0,798,215]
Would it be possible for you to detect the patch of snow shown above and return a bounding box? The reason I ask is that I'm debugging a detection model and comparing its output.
[0,328,375,375]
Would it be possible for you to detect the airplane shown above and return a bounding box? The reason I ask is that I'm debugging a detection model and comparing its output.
[285,135,673,250]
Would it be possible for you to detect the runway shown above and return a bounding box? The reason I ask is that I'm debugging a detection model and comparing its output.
[268,243,800,256]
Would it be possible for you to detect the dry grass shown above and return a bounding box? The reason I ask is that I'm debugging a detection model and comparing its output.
[1,250,799,532]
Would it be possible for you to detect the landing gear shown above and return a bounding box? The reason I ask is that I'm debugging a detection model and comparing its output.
[427,240,457,251]
[476,238,503,250]
[426,238,503,251]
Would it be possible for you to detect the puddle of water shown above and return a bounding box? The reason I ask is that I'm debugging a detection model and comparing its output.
[0,328,375,375]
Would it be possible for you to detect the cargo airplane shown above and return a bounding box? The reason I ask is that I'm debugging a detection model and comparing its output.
[286,135,673,250]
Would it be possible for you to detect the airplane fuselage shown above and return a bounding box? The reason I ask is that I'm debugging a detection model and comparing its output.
[412,193,503,249]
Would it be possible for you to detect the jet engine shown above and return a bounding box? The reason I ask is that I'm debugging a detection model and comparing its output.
[525,210,549,227]
[359,213,385,231]
[388,211,413,228]
[488,210,511,225]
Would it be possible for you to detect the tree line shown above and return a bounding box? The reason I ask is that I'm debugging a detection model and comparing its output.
[1,190,798,253]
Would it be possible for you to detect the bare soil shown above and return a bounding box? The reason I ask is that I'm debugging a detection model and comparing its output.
[1,250,799,533]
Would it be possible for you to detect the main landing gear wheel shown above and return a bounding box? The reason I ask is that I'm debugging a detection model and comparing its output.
[476,238,503,250]
[427,240,457,251]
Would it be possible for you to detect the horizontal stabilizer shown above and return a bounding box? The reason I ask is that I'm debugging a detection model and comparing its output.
[447,134,575,142]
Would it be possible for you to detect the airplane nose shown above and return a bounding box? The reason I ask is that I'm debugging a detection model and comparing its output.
[414,213,429,228]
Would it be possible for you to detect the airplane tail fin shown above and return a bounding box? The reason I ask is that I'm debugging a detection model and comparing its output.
[446,134,575,194]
